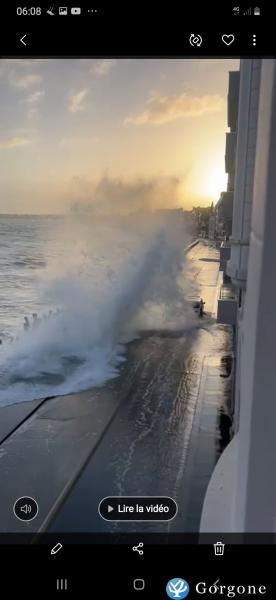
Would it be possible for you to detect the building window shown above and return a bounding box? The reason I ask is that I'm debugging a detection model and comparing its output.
[238,288,242,308]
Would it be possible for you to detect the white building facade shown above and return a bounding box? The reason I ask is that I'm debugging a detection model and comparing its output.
[200,59,276,532]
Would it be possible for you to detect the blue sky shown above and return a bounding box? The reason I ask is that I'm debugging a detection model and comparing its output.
[0,58,238,213]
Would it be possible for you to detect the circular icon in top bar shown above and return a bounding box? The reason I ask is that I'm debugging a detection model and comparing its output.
[189,34,202,47]
[13,496,39,522]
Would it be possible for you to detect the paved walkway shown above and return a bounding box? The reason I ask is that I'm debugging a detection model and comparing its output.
[49,242,233,534]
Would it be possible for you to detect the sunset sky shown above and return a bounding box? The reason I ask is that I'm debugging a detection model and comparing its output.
[0,58,239,214]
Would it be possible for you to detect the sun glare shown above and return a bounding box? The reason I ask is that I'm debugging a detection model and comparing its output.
[205,164,228,201]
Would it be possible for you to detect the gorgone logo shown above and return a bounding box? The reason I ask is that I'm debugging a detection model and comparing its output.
[166,578,190,599]
[196,579,267,598]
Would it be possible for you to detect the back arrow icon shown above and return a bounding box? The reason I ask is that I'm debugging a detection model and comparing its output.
[20,35,27,46]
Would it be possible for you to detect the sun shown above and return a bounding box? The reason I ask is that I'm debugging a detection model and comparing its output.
[189,159,229,205]
[205,163,228,200]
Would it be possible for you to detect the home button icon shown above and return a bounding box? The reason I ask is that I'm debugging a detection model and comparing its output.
[133,579,145,591]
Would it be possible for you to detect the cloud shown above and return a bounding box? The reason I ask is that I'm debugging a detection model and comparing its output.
[26,90,45,104]
[0,59,32,79]
[59,136,98,147]
[0,61,46,97]
[25,90,45,120]
[68,174,182,215]
[0,136,32,149]
[93,59,117,76]
[125,91,225,125]
[11,74,43,89]
[0,59,48,72]
[68,89,88,113]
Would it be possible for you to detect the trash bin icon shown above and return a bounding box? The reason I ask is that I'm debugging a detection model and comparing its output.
[214,542,225,556]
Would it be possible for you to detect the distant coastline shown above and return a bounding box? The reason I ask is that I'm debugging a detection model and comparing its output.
[0,213,66,218]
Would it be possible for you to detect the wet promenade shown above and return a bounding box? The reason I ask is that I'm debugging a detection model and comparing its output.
[49,242,233,533]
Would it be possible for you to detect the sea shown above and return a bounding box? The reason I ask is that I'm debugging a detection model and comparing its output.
[0,213,194,406]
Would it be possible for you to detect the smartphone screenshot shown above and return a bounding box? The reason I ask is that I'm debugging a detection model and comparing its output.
[0,1,275,597]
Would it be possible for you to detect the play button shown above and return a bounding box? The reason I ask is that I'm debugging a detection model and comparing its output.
[99,496,177,521]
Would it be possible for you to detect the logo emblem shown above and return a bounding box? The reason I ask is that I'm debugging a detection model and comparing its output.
[166,578,189,599]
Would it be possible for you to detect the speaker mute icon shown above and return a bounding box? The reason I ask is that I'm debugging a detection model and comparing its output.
[13,496,39,521]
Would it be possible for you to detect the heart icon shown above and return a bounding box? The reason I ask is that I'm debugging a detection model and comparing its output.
[222,34,235,46]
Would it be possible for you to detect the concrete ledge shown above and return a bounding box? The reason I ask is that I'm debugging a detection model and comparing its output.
[0,388,123,533]
[184,239,199,253]
[0,398,47,444]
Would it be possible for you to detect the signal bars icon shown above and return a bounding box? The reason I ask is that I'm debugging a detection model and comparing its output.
[242,7,261,15]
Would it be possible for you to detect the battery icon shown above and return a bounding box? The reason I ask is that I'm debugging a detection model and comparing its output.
[254,7,260,15]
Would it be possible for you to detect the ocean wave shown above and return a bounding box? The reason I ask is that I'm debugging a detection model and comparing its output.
[13,257,47,269]
[0,214,195,406]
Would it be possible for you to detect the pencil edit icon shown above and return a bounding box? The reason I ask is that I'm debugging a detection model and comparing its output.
[51,542,63,555]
